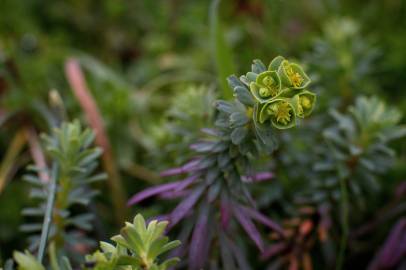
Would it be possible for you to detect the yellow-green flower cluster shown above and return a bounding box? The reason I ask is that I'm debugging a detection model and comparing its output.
[248,56,316,129]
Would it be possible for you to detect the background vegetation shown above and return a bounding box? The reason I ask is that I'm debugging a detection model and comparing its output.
[0,0,405,269]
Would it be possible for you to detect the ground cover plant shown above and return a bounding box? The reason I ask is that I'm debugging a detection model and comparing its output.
[1,0,405,269]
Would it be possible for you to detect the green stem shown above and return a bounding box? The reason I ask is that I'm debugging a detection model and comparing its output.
[37,162,58,263]
[48,242,61,270]
[209,0,235,100]
[336,177,349,270]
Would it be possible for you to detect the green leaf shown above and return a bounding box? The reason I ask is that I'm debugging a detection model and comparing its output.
[229,112,249,128]
[231,127,248,145]
[147,237,168,260]
[252,59,267,73]
[159,258,181,269]
[233,85,255,107]
[268,55,285,71]
[133,214,147,239]
[13,251,45,270]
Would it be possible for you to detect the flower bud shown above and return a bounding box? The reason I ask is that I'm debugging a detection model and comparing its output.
[249,71,281,103]
[293,90,317,118]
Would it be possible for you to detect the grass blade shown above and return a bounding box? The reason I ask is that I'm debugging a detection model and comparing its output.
[210,0,235,100]
[65,58,127,223]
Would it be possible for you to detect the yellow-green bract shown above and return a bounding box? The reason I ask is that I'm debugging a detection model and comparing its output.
[241,56,316,129]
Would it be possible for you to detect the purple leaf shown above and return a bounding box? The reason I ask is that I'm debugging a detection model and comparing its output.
[232,204,265,252]
[174,174,201,192]
[189,205,210,270]
[242,206,285,237]
[158,174,200,199]
[229,238,252,270]
[190,141,216,152]
[371,218,406,269]
[201,128,222,137]
[159,189,190,199]
[146,214,169,224]
[160,159,201,177]
[261,242,288,260]
[242,172,274,183]
[221,195,232,230]
[395,181,406,199]
[168,219,195,262]
[219,232,238,270]
[160,167,184,177]
[254,172,274,181]
[129,173,201,205]
[127,182,179,206]
[182,159,203,172]
[169,186,205,229]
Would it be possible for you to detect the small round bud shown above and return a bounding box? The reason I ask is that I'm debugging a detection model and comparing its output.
[262,76,274,86]
[301,96,312,109]
[259,87,271,97]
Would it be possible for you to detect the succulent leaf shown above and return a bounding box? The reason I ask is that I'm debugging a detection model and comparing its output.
[86,214,180,270]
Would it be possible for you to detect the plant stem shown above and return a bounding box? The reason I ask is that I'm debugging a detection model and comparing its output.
[209,0,235,100]
[65,59,128,224]
[336,177,349,270]
[37,162,58,263]
[0,129,26,193]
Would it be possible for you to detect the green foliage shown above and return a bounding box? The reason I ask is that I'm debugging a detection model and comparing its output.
[13,251,45,270]
[312,96,405,204]
[127,56,314,268]
[148,85,216,167]
[8,214,180,270]
[306,17,380,104]
[21,121,105,252]
[86,214,180,270]
[1,1,406,269]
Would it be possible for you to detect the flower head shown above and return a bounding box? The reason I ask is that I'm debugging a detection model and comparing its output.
[278,60,310,89]
[259,99,297,129]
[294,90,317,118]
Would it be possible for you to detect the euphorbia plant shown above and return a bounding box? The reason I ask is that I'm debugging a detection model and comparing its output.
[6,214,180,270]
[128,56,317,269]
[265,96,406,269]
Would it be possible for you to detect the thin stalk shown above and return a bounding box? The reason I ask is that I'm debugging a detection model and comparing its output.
[48,242,60,270]
[0,129,26,193]
[37,162,58,263]
[65,59,127,223]
[336,177,349,270]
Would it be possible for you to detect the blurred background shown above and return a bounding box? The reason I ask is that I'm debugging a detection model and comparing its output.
[0,0,405,268]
